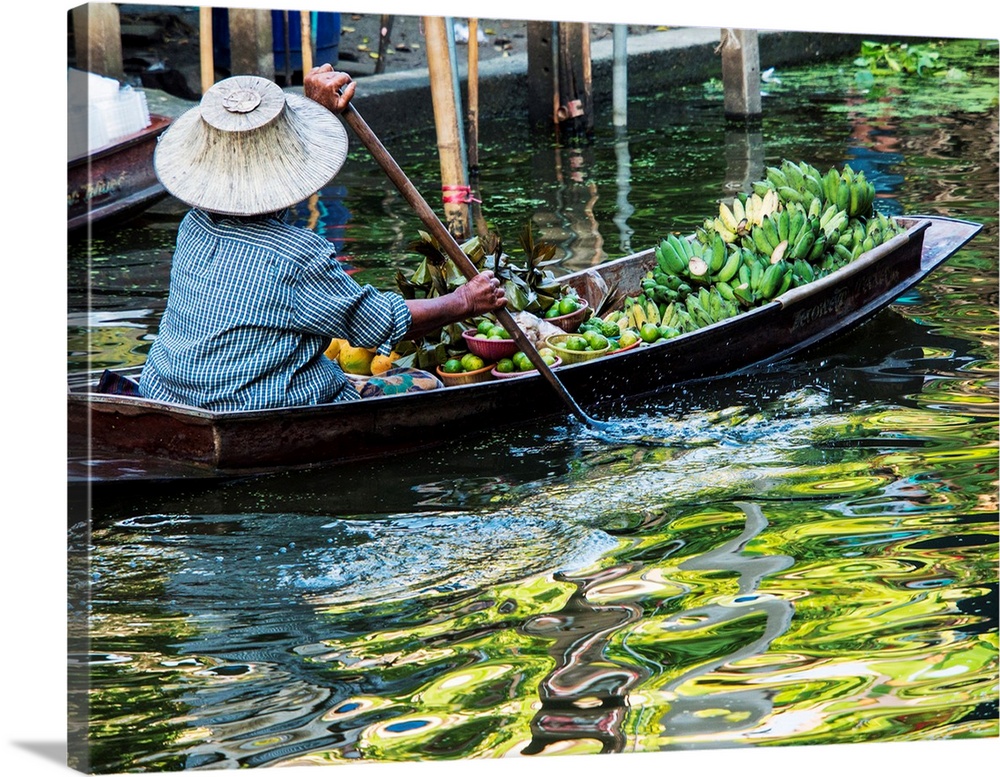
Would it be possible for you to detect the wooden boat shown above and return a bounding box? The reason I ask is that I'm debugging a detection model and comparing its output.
[66,215,981,482]
[67,113,173,232]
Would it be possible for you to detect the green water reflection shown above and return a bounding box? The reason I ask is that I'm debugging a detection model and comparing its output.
[70,36,997,773]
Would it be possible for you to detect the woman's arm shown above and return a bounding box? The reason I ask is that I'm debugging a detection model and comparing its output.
[405,271,507,340]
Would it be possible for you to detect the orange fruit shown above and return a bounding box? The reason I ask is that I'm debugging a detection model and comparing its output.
[370,354,395,375]
[324,338,347,360]
[338,344,376,375]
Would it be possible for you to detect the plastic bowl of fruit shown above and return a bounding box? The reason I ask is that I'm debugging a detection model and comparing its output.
[542,295,592,333]
[436,354,497,386]
[462,327,517,361]
[544,332,611,364]
[491,351,562,379]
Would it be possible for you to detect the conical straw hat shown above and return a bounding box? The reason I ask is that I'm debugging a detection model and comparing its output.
[154,75,349,216]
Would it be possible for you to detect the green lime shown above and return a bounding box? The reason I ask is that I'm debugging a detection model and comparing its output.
[639,323,660,343]
[513,351,532,371]
[496,358,515,373]
[488,325,508,339]
[477,319,494,335]
[442,358,463,374]
[583,331,609,351]
[545,305,560,319]
[558,296,580,315]
[619,330,639,348]
[460,353,485,371]
[564,335,588,351]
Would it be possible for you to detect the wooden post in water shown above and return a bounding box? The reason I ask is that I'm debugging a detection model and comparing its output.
[526,20,556,127]
[580,22,594,137]
[300,11,313,75]
[228,8,274,80]
[71,3,124,80]
[467,18,488,240]
[423,16,470,239]
[720,29,762,122]
[375,15,394,75]
[199,7,215,94]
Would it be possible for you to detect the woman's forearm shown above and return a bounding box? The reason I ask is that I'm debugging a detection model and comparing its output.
[403,271,507,341]
[404,295,472,340]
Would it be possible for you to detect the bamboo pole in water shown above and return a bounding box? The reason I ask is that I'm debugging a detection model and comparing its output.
[300,11,313,75]
[467,18,488,239]
[423,16,469,239]
[199,7,214,94]
[375,15,394,75]
[581,22,593,136]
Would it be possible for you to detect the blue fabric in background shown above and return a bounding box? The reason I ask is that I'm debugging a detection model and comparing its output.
[211,9,341,76]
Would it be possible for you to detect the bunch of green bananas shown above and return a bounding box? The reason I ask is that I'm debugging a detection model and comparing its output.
[636,160,906,343]
[755,159,876,221]
[710,188,781,244]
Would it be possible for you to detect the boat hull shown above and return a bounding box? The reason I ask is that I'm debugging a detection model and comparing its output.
[67,215,982,480]
[67,114,173,232]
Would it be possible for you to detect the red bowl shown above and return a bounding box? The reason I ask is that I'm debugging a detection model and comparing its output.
[543,303,592,333]
[462,329,518,361]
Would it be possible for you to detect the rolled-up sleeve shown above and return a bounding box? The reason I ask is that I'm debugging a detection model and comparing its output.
[294,249,412,353]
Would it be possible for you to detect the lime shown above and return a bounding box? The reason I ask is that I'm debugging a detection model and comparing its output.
[583,331,609,351]
[488,325,508,339]
[442,358,463,373]
[658,324,680,340]
[563,335,588,351]
[477,319,494,335]
[538,347,556,360]
[496,358,515,373]
[513,351,532,371]
[558,296,580,315]
[639,322,660,343]
[544,305,560,319]
[619,330,639,348]
[460,353,485,371]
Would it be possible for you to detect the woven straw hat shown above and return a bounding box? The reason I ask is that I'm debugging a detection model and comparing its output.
[153,75,349,216]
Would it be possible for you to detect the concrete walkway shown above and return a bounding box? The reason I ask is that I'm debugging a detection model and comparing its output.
[141,26,873,139]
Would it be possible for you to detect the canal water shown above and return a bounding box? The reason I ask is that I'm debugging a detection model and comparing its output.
[67,38,997,773]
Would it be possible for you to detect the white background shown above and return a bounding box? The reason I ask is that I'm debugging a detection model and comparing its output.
[4,1,998,776]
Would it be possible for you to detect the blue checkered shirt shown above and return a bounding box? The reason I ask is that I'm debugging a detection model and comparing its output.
[138,209,411,411]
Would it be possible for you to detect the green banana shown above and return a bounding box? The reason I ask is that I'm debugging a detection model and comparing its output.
[786,206,806,247]
[715,280,736,301]
[759,261,787,299]
[781,160,805,191]
[713,249,742,284]
[766,166,790,190]
[790,224,816,261]
[760,214,782,252]
[822,168,841,206]
[807,233,827,263]
[777,208,790,242]
[751,224,774,256]
[709,233,727,273]
[835,180,851,212]
[733,282,755,308]
[778,185,804,205]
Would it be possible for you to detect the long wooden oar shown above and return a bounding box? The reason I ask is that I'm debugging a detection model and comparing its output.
[340,103,611,431]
